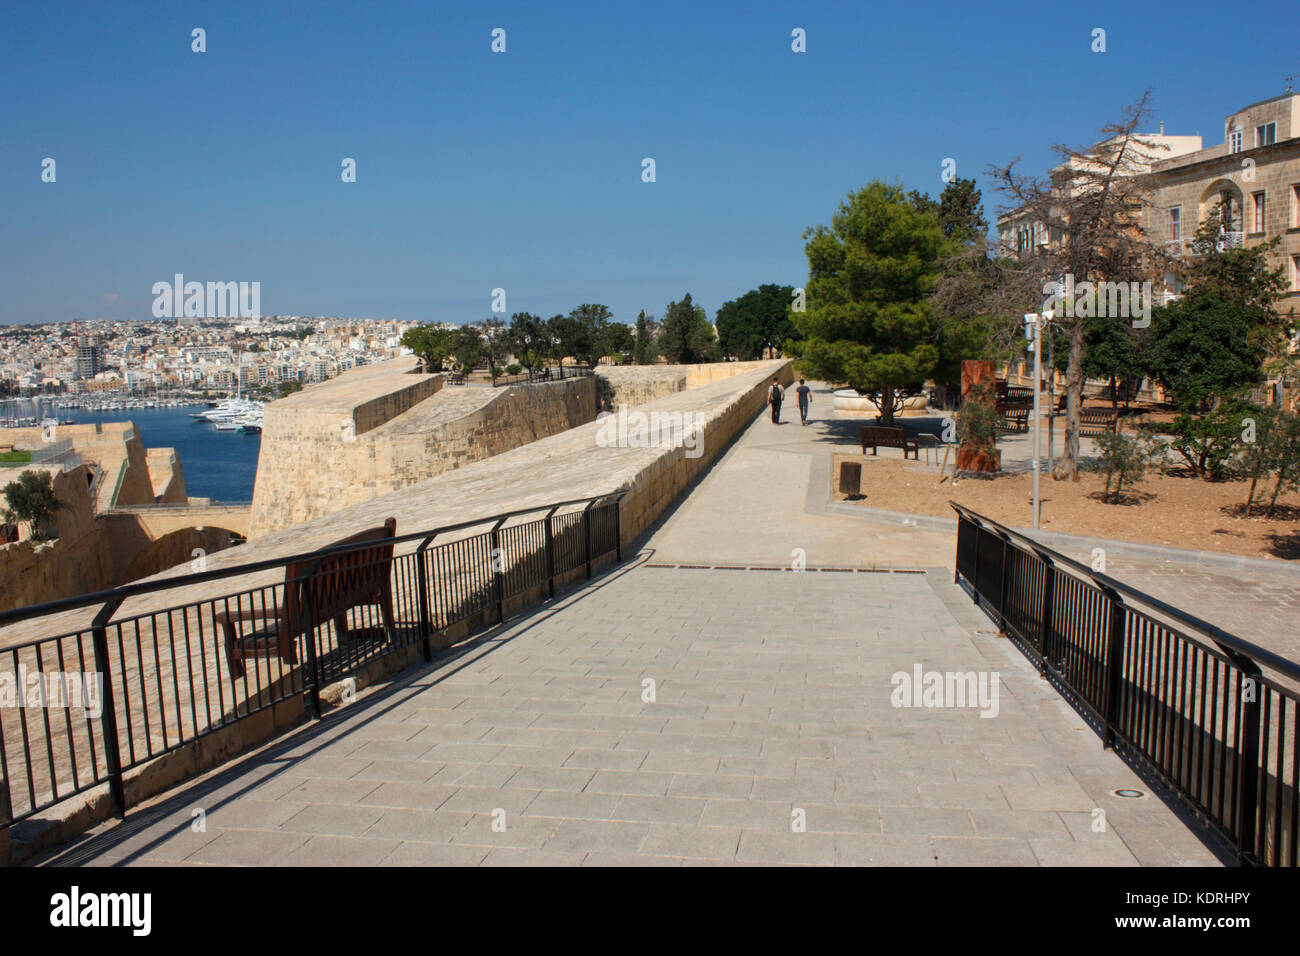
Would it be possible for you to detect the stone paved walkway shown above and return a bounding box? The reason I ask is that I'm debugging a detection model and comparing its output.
[37,399,1227,867]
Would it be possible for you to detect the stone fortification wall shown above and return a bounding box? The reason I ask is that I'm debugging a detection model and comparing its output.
[250,368,597,536]
[0,465,115,612]
[16,359,793,638]
[146,448,187,503]
[1,422,156,509]
[594,365,687,410]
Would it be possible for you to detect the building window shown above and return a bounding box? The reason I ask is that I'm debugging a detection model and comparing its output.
[1255,122,1277,147]
[1293,185,1300,227]
[1294,256,1300,291]
[1229,129,1243,153]
[1170,207,1181,240]
[1253,192,1266,233]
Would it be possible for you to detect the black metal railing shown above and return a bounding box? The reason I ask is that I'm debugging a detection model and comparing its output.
[0,493,625,832]
[952,502,1300,867]
[491,364,594,387]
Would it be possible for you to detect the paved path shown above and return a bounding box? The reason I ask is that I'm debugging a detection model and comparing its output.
[38,397,1226,867]
[647,383,953,569]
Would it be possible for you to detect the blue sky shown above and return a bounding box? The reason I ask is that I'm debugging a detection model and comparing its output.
[3,0,1296,326]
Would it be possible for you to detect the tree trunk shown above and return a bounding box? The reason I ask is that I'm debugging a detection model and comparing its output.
[1053,322,1084,480]
[1246,476,1258,517]
[1266,473,1285,517]
[879,386,896,426]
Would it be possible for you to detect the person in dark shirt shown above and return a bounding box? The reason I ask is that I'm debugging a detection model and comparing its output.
[767,377,784,423]
[795,379,812,425]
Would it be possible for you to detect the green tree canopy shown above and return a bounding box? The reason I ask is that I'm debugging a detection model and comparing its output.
[506,313,551,373]
[2,470,61,540]
[401,324,455,370]
[600,321,635,360]
[789,180,946,424]
[1147,210,1294,409]
[633,311,656,365]
[1145,296,1274,409]
[937,177,987,244]
[658,294,717,364]
[715,284,799,360]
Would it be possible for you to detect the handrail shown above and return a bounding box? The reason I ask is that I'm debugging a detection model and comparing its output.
[0,489,629,835]
[949,501,1300,682]
[0,490,628,631]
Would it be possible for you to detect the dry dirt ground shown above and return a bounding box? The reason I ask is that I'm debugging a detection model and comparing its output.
[832,453,1300,562]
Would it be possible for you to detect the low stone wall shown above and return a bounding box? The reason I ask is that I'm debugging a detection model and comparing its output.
[685,359,786,388]
[0,465,117,612]
[594,365,687,410]
[251,372,597,536]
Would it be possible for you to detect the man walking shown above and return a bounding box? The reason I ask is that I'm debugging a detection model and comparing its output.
[767,376,784,424]
[796,379,812,425]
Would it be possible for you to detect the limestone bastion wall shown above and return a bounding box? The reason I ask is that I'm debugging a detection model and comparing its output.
[0,464,117,612]
[249,360,598,537]
[8,360,793,643]
[252,359,794,538]
[0,360,792,838]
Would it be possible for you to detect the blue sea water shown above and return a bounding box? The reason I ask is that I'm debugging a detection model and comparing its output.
[61,406,261,504]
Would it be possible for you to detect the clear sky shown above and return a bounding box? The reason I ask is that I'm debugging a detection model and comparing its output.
[3,0,1296,326]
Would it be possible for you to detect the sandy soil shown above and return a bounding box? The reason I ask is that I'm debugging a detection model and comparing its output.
[832,453,1300,562]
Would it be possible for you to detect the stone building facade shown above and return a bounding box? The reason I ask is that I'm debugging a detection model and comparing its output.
[1149,92,1300,311]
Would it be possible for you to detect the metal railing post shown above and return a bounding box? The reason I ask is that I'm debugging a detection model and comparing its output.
[953,514,962,584]
[544,507,558,598]
[89,595,126,818]
[416,535,436,661]
[614,499,622,562]
[996,531,1012,635]
[1032,547,1056,676]
[1098,583,1126,749]
[582,501,595,579]
[0,761,10,867]
[299,560,323,720]
[491,518,507,624]
[1224,651,1264,865]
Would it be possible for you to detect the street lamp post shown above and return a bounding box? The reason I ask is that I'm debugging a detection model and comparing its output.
[1024,310,1054,530]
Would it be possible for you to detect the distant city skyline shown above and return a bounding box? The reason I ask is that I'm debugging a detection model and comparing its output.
[4,0,1298,326]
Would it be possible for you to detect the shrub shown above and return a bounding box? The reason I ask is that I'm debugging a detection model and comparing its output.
[2,470,61,540]
[505,364,523,376]
[1088,428,1161,503]
[956,383,999,450]
[1161,399,1258,481]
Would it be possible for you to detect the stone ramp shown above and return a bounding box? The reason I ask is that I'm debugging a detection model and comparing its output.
[37,563,1224,866]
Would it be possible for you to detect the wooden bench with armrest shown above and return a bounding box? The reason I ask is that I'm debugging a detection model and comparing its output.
[216,517,398,679]
[1079,407,1119,438]
[859,425,919,460]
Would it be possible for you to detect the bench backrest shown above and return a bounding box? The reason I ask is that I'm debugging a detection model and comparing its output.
[283,517,397,635]
[860,425,918,450]
[860,425,908,442]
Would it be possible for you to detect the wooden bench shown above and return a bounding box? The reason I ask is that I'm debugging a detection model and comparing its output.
[999,405,1031,433]
[216,518,398,679]
[859,425,919,460]
[1079,407,1119,437]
